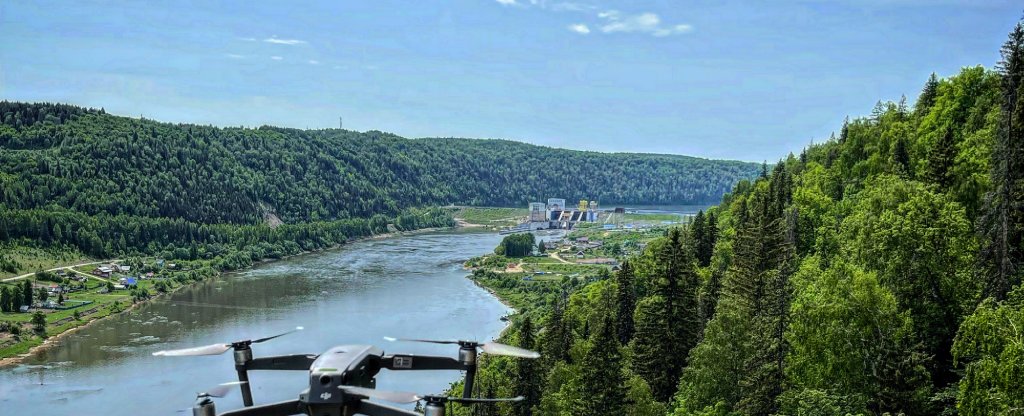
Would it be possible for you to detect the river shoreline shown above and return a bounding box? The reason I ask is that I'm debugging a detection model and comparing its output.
[0,225,463,367]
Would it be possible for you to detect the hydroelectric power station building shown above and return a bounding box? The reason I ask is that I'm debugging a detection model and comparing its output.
[503,198,601,234]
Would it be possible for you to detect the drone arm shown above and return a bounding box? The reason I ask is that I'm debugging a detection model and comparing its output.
[246,354,319,371]
[356,399,423,416]
[382,354,465,371]
[217,399,304,416]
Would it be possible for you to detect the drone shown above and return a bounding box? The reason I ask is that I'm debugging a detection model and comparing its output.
[152,327,540,416]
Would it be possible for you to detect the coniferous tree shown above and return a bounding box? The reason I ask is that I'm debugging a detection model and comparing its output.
[915,73,940,117]
[677,173,796,415]
[979,19,1024,301]
[926,128,957,189]
[629,295,673,401]
[572,316,625,416]
[691,210,708,266]
[513,317,541,416]
[0,286,11,312]
[22,280,32,307]
[11,285,23,311]
[614,260,636,345]
[631,228,701,401]
[705,211,718,259]
[893,136,911,176]
[541,298,571,364]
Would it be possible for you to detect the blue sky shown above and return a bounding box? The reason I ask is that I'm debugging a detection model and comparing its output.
[0,1,1019,162]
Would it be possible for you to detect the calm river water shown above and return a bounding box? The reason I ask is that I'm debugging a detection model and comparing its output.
[0,230,509,415]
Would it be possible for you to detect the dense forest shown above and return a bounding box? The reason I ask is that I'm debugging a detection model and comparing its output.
[0,99,758,268]
[0,103,758,225]
[461,20,1024,416]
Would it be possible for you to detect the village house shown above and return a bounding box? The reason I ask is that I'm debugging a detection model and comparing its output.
[93,266,113,278]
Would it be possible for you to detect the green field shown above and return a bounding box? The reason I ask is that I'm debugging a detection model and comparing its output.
[0,244,93,279]
[621,212,685,222]
[451,207,528,226]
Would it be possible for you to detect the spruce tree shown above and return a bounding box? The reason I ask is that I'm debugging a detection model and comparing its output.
[915,73,940,117]
[630,295,673,401]
[541,298,571,364]
[980,19,1024,301]
[629,228,702,402]
[614,260,636,345]
[706,211,718,263]
[572,316,625,416]
[893,136,911,175]
[678,172,797,415]
[22,280,32,307]
[513,317,541,416]
[926,127,956,189]
[691,210,708,266]
[0,286,10,312]
[11,285,23,311]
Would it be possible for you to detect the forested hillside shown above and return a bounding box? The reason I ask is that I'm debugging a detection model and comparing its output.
[462,20,1024,416]
[0,105,758,225]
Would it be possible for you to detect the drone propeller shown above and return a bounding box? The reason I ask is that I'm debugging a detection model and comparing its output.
[152,327,303,357]
[382,337,539,359]
[198,381,247,399]
[175,382,247,413]
[340,385,524,405]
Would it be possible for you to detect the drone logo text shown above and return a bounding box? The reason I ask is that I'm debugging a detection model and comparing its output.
[320,392,332,400]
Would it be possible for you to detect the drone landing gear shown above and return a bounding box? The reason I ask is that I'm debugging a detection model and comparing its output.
[457,345,477,399]
[233,345,255,406]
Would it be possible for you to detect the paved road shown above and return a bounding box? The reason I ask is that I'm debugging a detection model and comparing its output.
[2,260,120,282]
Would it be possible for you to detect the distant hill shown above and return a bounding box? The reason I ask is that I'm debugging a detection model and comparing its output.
[0,102,760,225]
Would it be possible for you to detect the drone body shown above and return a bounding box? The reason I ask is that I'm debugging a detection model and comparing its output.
[301,345,381,413]
[152,330,537,416]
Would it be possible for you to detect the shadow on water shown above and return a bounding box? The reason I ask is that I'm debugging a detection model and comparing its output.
[0,230,509,415]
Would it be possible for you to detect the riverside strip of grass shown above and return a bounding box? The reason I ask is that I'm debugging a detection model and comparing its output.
[451,207,528,226]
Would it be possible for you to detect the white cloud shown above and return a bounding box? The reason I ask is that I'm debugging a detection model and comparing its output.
[225,54,246,59]
[598,11,693,36]
[270,56,283,61]
[264,36,307,45]
[653,24,693,37]
[568,23,590,34]
[237,37,257,42]
[495,0,517,5]
[550,2,596,12]
[308,60,320,65]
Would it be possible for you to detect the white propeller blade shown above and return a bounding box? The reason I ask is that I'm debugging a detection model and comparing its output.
[153,343,231,357]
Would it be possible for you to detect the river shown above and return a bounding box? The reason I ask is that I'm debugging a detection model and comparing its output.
[0,230,510,415]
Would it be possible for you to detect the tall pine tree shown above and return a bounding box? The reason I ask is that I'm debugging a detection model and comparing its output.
[513,317,541,416]
[915,72,940,117]
[926,127,957,189]
[572,316,625,416]
[979,19,1024,301]
[614,260,637,345]
[632,227,701,401]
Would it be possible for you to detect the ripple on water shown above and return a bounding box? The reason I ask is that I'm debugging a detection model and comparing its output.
[128,335,161,345]
[98,345,137,354]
